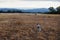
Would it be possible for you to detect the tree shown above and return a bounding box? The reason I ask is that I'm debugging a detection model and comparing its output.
[48,7,56,14]
[56,6,60,14]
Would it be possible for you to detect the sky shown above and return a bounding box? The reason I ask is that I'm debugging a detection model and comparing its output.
[0,0,60,9]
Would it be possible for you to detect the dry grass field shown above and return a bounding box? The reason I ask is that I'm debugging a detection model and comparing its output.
[0,13,60,40]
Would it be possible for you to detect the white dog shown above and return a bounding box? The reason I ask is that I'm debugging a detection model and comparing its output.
[37,24,41,32]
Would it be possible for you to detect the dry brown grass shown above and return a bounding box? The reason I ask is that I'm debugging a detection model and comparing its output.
[0,13,60,40]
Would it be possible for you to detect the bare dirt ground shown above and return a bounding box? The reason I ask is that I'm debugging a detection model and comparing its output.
[0,13,60,40]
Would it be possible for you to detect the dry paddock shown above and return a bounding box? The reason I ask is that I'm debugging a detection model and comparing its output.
[0,13,60,40]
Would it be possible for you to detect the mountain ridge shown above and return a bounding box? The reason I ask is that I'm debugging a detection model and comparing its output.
[0,8,49,13]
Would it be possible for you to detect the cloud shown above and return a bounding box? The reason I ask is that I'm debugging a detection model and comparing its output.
[20,0,60,1]
[0,0,60,9]
[0,1,60,9]
[0,0,6,2]
[0,0,60,1]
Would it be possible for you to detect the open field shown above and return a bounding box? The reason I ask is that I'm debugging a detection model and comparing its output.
[0,13,60,40]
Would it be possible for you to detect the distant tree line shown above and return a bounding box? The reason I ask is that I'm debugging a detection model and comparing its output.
[0,6,60,14]
[45,6,60,14]
[0,9,22,13]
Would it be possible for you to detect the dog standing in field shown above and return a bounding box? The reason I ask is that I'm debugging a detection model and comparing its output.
[36,24,41,32]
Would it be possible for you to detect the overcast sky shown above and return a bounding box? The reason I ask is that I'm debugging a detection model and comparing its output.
[0,0,60,9]
[0,0,60,1]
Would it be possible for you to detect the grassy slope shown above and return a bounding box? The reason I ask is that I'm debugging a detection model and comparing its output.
[0,13,60,40]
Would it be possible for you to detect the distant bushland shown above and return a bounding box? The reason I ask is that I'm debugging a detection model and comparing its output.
[44,6,60,14]
[0,6,60,14]
[0,8,22,13]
